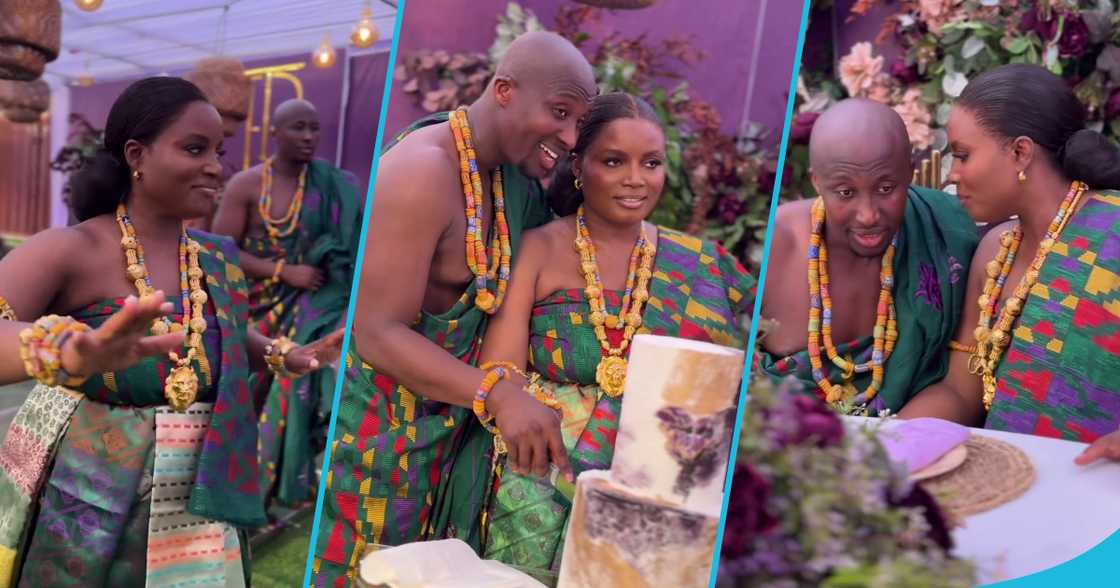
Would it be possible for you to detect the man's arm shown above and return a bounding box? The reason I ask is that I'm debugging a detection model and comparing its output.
[211,170,325,290]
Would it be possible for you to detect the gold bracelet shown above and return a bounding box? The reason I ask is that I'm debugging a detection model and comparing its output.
[265,336,296,378]
[271,259,286,282]
[19,315,91,388]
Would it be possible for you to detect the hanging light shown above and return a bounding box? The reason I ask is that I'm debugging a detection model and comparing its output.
[75,59,94,87]
[350,6,379,49]
[74,0,103,12]
[312,35,337,69]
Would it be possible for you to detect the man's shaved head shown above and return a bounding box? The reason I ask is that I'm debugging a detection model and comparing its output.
[272,99,320,164]
[809,98,912,172]
[808,99,914,259]
[493,31,596,101]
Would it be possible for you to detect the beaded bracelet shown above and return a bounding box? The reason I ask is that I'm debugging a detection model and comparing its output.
[18,315,91,388]
[272,259,286,282]
[265,336,296,378]
[473,366,510,436]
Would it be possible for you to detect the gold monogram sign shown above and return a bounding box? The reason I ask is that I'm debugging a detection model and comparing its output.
[241,62,305,170]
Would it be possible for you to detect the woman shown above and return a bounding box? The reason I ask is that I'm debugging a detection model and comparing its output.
[0,77,340,587]
[475,92,755,571]
[900,64,1120,464]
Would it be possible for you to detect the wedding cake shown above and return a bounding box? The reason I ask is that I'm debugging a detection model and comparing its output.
[556,335,744,588]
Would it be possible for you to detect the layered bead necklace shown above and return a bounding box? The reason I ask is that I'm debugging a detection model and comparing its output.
[449,107,511,314]
[116,203,211,412]
[970,180,1086,410]
[807,197,898,406]
[574,205,656,397]
[258,157,307,245]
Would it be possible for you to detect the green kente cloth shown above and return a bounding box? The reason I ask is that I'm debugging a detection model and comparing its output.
[758,187,978,414]
[481,228,755,572]
[0,232,263,587]
[247,159,363,507]
[312,112,553,587]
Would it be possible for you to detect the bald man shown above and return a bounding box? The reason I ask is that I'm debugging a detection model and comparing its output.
[312,31,596,584]
[212,98,363,511]
[757,99,978,415]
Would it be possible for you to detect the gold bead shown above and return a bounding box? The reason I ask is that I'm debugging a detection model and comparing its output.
[1000,231,1014,247]
[637,268,652,280]
[991,331,1008,347]
[190,317,208,333]
[605,315,619,329]
[581,262,597,275]
[627,313,642,327]
[127,264,146,280]
[121,236,137,249]
[978,294,990,309]
[985,261,1002,278]
[189,290,208,305]
[1005,297,1023,315]
[169,323,185,333]
[1040,237,1054,251]
[1025,270,1039,284]
[584,286,601,299]
[633,290,649,302]
[186,240,202,254]
[150,320,169,335]
[590,311,606,326]
[188,267,204,280]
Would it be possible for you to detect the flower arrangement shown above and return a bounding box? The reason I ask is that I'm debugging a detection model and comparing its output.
[786,0,1120,201]
[716,376,975,588]
[395,2,779,268]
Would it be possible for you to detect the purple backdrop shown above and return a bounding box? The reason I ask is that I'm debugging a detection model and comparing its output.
[69,46,390,194]
[387,0,805,141]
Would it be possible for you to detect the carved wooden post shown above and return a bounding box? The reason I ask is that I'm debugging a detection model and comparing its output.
[0,0,61,81]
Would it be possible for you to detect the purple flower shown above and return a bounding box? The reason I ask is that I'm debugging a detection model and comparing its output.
[789,112,820,145]
[1019,9,1056,40]
[915,262,943,310]
[721,462,778,558]
[1107,89,1120,120]
[890,60,920,85]
[948,255,963,285]
[716,194,747,225]
[1059,14,1091,57]
[886,484,954,552]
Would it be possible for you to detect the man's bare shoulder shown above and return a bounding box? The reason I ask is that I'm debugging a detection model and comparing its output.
[768,199,813,260]
[223,165,264,203]
[374,126,460,212]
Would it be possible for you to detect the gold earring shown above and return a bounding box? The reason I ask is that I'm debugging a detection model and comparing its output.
[1017,170,1026,183]
[132,169,143,182]
[574,177,583,190]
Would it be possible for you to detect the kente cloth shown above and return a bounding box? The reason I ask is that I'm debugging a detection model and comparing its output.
[482,228,755,571]
[311,112,553,587]
[247,159,363,507]
[0,232,263,587]
[986,191,1120,442]
[757,187,978,414]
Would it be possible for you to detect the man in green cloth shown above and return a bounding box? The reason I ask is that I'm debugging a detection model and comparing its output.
[758,99,978,415]
[212,99,362,509]
[311,32,597,586]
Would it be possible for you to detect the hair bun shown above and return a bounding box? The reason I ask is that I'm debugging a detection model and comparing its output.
[69,147,129,221]
[1061,128,1120,190]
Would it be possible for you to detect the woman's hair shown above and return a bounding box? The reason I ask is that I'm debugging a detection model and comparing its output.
[69,77,209,221]
[957,63,1120,190]
[546,92,662,216]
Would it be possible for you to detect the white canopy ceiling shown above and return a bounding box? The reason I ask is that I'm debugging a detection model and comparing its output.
[45,0,398,83]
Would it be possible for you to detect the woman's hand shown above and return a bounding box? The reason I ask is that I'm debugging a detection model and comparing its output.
[283,328,345,376]
[60,291,185,378]
[488,379,572,481]
[1075,428,1120,466]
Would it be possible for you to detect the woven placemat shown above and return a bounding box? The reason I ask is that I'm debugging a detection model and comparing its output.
[919,435,1035,521]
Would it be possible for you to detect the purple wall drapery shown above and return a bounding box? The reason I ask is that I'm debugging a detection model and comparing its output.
[386,0,805,141]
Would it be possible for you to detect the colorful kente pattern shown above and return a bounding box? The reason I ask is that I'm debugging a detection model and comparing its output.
[483,228,755,572]
[987,191,1120,442]
[311,112,552,587]
[248,160,363,508]
[2,232,263,587]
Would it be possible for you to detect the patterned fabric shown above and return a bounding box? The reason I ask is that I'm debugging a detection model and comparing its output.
[311,112,553,588]
[986,191,1120,441]
[146,405,245,588]
[2,232,263,587]
[758,187,978,413]
[0,385,82,587]
[248,159,363,507]
[482,228,755,571]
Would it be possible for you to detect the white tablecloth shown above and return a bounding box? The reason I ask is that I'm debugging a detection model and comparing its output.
[846,418,1120,585]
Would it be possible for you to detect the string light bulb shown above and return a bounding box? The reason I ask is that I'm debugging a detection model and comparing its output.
[74,0,103,11]
[312,35,337,69]
[350,7,379,49]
